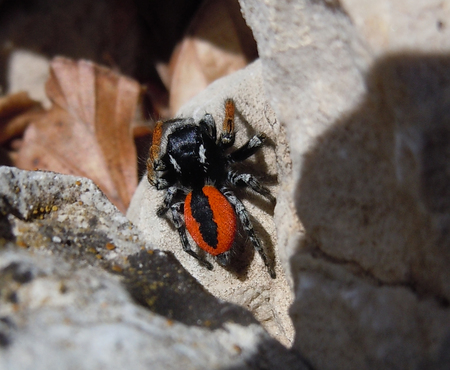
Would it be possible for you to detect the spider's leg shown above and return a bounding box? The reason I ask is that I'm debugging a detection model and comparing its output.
[219,99,236,148]
[228,171,275,203]
[147,120,164,186]
[227,133,266,163]
[170,202,214,270]
[221,188,276,279]
[198,113,217,140]
[157,186,180,217]
[216,251,232,266]
[152,177,171,190]
[147,121,175,190]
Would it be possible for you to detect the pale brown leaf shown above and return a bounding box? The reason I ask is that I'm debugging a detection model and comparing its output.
[167,0,257,115]
[0,91,44,144]
[12,57,143,213]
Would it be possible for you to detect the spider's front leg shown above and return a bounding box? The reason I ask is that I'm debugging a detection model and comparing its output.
[221,188,276,279]
[219,99,236,148]
[170,202,214,270]
[147,120,171,190]
[227,133,267,163]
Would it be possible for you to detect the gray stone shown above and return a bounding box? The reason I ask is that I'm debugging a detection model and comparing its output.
[5,0,450,368]
[238,0,450,369]
[127,61,295,347]
[0,166,308,370]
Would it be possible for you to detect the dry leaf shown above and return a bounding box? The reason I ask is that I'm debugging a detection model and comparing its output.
[167,0,258,115]
[11,57,143,213]
[0,91,44,144]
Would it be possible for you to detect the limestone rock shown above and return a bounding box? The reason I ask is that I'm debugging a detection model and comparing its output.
[127,62,294,346]
[0,166,308,369]
[239,0,450,368]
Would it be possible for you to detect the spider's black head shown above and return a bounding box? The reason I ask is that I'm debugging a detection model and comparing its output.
[162,123,226,188]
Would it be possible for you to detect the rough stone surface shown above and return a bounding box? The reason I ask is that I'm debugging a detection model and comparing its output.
[0,166,309,370]
[127,61,295,346]
[238,0,450,369]
[5,0,450,368]
[0,249,303,370]
[342,0,450,55]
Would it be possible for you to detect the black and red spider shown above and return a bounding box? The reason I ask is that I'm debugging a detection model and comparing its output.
[147,99,276,278]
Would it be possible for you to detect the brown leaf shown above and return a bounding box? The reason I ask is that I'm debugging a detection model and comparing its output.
[167,0,258,115]
[0,91,44,144]
[12,57,143,213]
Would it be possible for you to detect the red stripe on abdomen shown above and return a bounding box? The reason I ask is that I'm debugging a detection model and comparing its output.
[184,186,236,256]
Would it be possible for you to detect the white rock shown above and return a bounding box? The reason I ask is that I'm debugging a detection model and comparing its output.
[128,62,295,347]
[239,0,450,368]
[0,166,308,369]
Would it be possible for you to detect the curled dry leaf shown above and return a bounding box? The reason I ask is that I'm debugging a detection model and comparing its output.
[0,91,44,144]
[167,0,258,115]
[11,57,144,213]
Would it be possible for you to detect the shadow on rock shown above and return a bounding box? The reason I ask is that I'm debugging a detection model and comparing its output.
[292,54,450,369]
[296,53,450,298]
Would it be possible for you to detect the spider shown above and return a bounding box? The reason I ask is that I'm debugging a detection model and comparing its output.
[147,99,276,278]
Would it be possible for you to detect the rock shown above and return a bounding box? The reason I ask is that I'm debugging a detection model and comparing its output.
[0,166,309,369]
[4,0,450,368]
[0,248,304,370]
[127,61,295,346]
[290,255,450,369]
[238,0,450,369]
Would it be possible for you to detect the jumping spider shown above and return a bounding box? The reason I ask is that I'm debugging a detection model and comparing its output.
[147,99,276,278]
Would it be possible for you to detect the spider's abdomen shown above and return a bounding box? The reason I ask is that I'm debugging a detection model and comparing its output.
[184,186,236,256]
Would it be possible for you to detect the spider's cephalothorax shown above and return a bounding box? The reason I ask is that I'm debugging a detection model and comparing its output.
[147,99,276,278]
